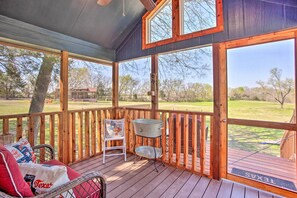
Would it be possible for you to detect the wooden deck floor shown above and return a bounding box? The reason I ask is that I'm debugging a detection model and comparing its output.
[70,153,281,198]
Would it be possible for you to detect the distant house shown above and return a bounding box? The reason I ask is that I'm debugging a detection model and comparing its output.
[55,88,97,102]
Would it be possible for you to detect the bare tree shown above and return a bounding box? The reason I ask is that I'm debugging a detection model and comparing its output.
[257,68,294,108]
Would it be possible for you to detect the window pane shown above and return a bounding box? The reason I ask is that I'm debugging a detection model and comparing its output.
[149,0,172,43]
[181,0,216,34]
[158,46,213,112]
[227,39,295,122]
[119,57,151,108]
[67,58,112,110]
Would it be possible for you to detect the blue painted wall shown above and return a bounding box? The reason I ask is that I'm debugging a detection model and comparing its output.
[116,0,297,62]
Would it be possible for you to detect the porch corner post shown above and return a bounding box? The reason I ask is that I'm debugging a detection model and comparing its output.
[60,51,69,164]
[151,54,159,119]
[112,62,119,118]
[213,43,227,180]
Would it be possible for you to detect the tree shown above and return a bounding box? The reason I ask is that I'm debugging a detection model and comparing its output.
[119,75,139,100]
[257,68,294,108]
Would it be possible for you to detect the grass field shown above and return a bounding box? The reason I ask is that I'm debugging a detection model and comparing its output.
[0,99,294,157]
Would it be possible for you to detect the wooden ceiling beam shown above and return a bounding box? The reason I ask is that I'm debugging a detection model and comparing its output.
[140,0,156,11]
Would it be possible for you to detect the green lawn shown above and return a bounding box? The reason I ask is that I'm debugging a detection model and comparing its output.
[0,99,294,157]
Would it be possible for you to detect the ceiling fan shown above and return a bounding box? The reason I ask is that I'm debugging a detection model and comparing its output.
[97,0,156,11]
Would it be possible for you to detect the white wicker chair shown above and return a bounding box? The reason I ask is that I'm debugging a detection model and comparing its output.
[103,119,126,163]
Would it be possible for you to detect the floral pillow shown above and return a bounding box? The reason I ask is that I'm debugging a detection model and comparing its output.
[105,119,125,138]
[4,138,36,163]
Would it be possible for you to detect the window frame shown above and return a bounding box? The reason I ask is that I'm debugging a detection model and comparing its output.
[142,0,223,50]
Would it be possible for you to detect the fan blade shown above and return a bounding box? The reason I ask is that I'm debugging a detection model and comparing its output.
[97,0,112,6]
[140,0,156,11]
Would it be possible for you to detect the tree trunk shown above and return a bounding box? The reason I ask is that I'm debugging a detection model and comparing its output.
[29,55,55,144]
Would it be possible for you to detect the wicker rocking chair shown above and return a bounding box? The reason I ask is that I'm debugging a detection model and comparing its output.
[0,144,106,198]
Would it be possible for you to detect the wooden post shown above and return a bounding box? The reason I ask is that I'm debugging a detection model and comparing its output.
[112,62,119,115]
[172,0,180,38]
[294,31,297,182]
[60,51,69,164]
[151,55,159,119]
[213,43,227,180]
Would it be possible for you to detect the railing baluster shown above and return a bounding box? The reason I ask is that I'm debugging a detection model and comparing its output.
[209,116,214,178]
[97,110,102,153]
[169,113,174,165]
[78,112,83,160]
[124,109,130,152]
[184,114,189,169]
[161,112,167,162]
[3,118,9,135]
[192,114,198,173]
[16,117,23,140]
[71,112,76,162]
[85,111,90,157]
[58,113,63,162]
[91,111,96,156]
[129,110,134,152]
[144,111,150,146]
[200,115,206,175]
[156,113,161,148]
[40,115,45,162]
[28,116,34,146]
[176,113,181,167]
[49,114,55,148]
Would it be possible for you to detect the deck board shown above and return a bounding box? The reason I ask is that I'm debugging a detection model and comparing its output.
[160,171,192,198]
[216,180,233,198]
[174,174,201,198]
[70,154,281,198]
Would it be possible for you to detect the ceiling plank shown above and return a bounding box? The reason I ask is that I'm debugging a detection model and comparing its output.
[140,0,156,11]
[0,15,115,62]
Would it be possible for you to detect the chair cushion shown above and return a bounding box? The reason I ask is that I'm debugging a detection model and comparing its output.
[4,138,36,163]
[43,160,101,198]
[0,145,34,197]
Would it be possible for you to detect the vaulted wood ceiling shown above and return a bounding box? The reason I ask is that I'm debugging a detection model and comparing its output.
[0,0,146,49]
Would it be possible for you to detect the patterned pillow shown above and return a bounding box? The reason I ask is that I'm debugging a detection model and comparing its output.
[5,138,36,163]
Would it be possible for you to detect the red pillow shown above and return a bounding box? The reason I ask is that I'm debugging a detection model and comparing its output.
[0,145,33,197]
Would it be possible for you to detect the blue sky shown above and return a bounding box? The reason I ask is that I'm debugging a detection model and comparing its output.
[227,39,295,88]
[116,39,294,88]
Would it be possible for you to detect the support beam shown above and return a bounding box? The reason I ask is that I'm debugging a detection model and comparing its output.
[151,55,159,118]
[112,62,119,108]
[60,51,69,164]
[213,43,226,180]
[140,0,156,11]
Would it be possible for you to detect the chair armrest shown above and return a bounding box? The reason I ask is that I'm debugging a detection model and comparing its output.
[0,191,14,198]
[32,144,55,163]
[35,171,106,198]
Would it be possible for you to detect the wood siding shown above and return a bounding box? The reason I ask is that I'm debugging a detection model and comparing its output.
[116,0,297,61]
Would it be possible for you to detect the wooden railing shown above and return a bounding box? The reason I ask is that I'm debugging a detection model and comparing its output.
[0,111,63,153]
[280,111,296,160]
[67,107,114,163]
[115,107,214,178]
[0,107,214,178]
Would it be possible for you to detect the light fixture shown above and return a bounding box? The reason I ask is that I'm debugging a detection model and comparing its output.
[97,0,112,6]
